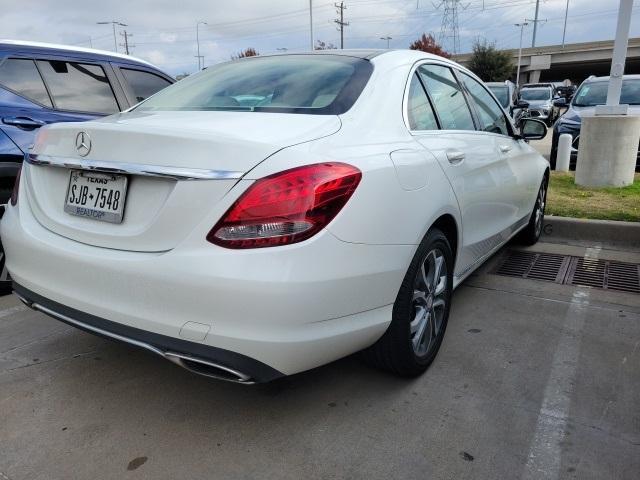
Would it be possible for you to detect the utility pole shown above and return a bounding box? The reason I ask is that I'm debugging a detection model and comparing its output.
[119,31,134,55]
[380,36,392,49]
[334,2,349,49]
[561,0,570,48]
[515,22,529,87]
[434,1,468,55]
[97,20,127,53]
[527,0,546,48]
[196,21,207,71]
[309,0,314,50]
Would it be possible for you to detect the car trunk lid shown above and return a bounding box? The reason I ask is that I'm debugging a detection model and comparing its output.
[24,111,341,252]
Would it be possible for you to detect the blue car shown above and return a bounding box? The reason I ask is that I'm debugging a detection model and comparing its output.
[0,40,174,291]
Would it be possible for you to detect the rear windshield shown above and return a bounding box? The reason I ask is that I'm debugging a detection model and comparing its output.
[488,86,509,108]
[135,55,373,115]
[520,88,551,101]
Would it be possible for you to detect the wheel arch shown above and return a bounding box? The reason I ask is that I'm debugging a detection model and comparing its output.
[430,213,459,270]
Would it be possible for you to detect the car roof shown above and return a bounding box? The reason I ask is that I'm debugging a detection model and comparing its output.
[584,74,640,83]
[0,39,159,69]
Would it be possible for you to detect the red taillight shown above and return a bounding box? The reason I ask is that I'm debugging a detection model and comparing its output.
[10,167,21,206]
[208,162,362,249]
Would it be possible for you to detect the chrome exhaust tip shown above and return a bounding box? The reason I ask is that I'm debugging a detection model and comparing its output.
[163,352,255,384]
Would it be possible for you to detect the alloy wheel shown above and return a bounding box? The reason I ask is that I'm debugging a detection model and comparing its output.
[534,181,547,238]
[410,248,448,357]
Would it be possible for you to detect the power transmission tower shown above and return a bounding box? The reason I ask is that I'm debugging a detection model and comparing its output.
[334,2,349,49]
[119,30,135,55]
[433,0,468,54]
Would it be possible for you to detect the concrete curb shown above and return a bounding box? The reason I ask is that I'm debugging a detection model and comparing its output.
[542,216,640,248]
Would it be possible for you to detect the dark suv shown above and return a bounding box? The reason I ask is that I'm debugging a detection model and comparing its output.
[550,74,640,169]
[0,40,174,292]
[0,40,174,202]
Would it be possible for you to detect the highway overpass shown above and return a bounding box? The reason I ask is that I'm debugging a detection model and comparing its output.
[454,37,640,84]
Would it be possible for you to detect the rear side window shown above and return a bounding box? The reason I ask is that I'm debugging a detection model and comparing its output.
[406,73,438,130]
[121,68,172,103]
[0,58,52,107]
[460,73,510,136]
[417,64,475,131]
[36,60,119,114]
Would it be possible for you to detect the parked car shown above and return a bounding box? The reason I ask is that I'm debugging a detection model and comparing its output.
[518,84,560,126]
[0,40,174,292]
[550,74,640,169]
[2,50,549,383]
[486,80,517,114]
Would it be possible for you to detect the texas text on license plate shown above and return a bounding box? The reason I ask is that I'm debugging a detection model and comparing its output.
[64,170,128,224]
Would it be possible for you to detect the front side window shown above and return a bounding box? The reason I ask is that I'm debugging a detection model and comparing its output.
[406,73,438,130]
[461,73,510,136]
[135,55,373,114]
[0,58,52,107]
[520,88,551,101]
[36,60,119,113]
[121,68,172,103]
[417,64,475,131]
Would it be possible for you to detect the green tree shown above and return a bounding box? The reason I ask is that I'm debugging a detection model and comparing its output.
[409,33,450,58]
[467,39,514,82]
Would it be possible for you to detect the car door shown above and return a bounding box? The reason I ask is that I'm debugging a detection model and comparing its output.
[407,62,514,276]
[458,71,537,226]
[0,57,116,154]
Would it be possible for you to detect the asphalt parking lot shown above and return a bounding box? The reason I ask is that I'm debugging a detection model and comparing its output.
[1,240,639,480]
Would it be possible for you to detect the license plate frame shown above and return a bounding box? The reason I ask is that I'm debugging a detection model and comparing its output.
[64,170,128,224]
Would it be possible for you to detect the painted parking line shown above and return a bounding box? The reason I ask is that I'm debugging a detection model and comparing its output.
[521,247,600,480]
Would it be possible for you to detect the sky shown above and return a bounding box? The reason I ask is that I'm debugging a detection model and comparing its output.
[1,0,638,76]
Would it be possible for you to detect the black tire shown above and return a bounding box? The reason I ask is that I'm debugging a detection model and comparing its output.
[517,176,548,246]
[0,240,11,296]
[362,228,453,377]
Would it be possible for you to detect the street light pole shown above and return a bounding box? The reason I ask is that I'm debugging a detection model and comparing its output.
[599,0,633,114]
[515,22,529,88]
[196,21,207,70]
[380,36,392,49]
[97,21,127,53]
[561,0,570,48]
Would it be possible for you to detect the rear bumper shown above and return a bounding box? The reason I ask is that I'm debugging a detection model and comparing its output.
[1,197,411,377]
[14,283,282,383]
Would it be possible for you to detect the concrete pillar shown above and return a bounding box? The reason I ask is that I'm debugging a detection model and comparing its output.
[528,70,541,83]
[575,115,640,187]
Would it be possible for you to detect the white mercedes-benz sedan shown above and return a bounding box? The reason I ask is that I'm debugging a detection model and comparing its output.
[2,50,549,383]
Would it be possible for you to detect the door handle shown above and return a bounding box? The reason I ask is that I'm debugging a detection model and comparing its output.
[446,150,465,164]
[2,116,45,129]
[499,144,512,153]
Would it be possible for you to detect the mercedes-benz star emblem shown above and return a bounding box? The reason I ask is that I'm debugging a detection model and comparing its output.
[75,131,91,157]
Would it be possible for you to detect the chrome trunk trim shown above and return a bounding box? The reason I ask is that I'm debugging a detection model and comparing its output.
[26,153,244,181]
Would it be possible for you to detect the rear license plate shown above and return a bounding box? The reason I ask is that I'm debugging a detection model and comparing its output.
[64,170,128,224]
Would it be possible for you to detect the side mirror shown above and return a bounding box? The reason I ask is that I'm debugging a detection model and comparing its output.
[515,100,530,109]
[553,98,567,107]
[520,118,548,141]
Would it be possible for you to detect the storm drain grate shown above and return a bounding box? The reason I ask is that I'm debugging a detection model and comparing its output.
[568,258,640,293]
[494,251,640,294]
[494,251,571,283]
